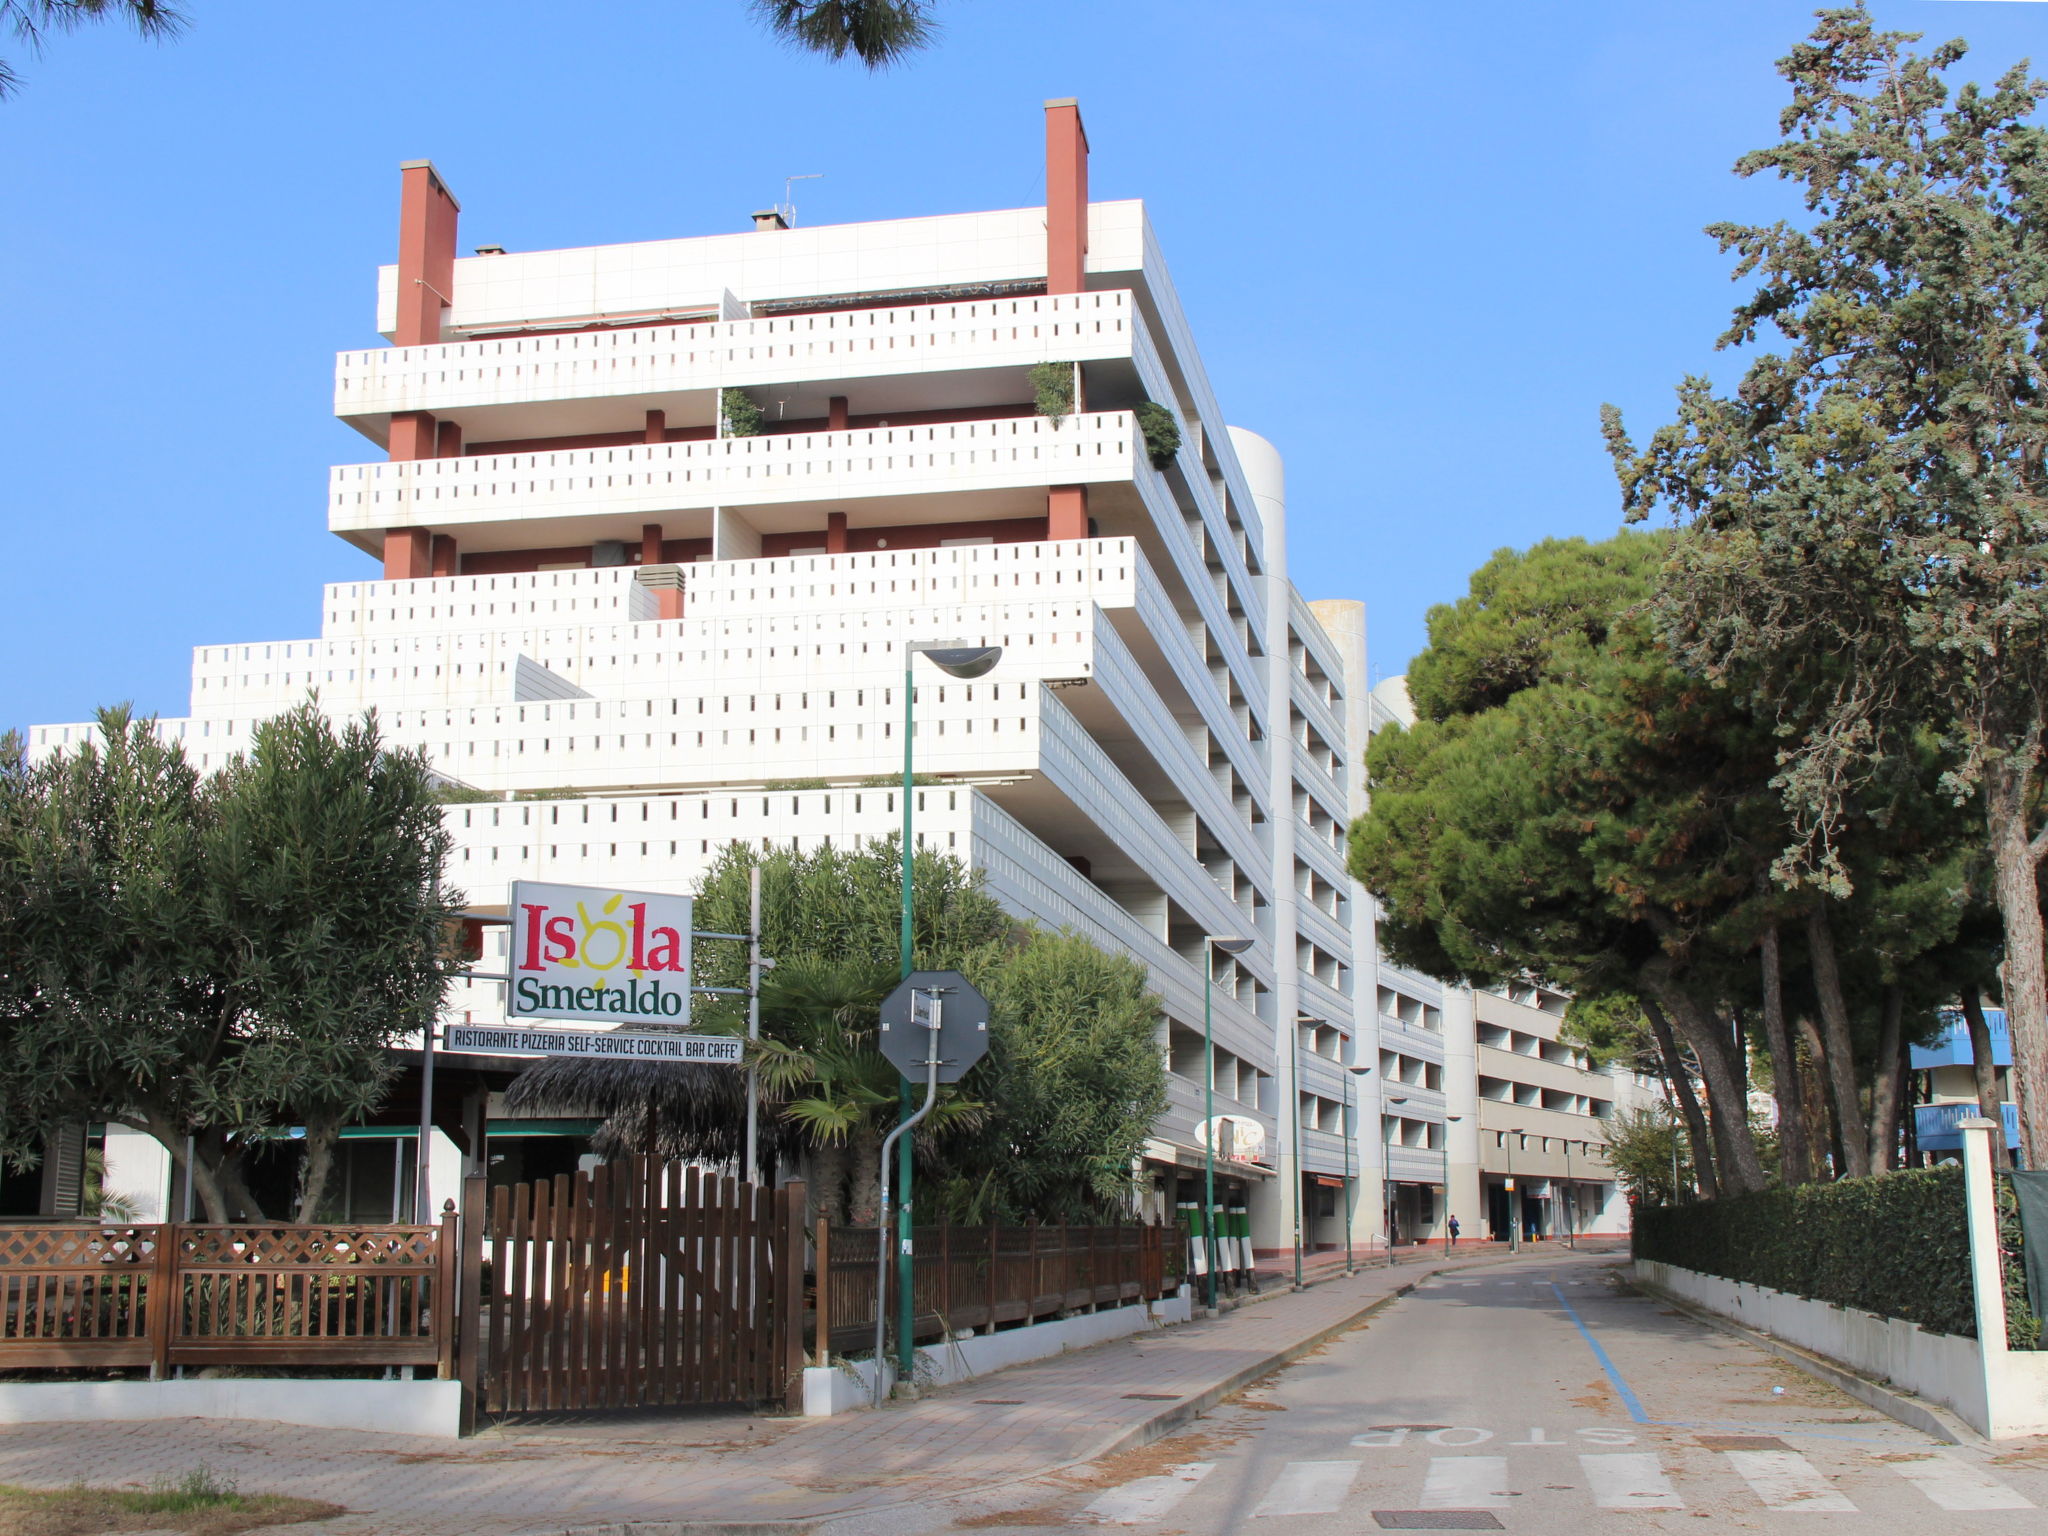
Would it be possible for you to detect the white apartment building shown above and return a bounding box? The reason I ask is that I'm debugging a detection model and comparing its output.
[28,101,1634,1249]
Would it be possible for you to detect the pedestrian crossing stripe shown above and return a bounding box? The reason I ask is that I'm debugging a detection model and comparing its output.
[1075,1449,2037,1523]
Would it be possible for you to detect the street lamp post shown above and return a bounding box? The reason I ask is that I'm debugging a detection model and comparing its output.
[890,641,1001,1388]
[1342,1061,1357,1275]
[1504,1128,1525,1253]
[1440,1114,1462,1250]
[1562,1138,1576,1250]
[1291,1014,1325,1292]
[1201,935,1254,1311]
[1385,1094,1408,1268]
[1347,1063,1372,1275]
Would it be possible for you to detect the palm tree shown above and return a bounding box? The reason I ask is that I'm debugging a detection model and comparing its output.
[749,956,986,1223]
[750,0,936,70]
[2,1,184,98]
[503,953,983,1224]
[504,1055,767,1167]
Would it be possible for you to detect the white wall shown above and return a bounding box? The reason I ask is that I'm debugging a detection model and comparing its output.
[0,1379,461,1439]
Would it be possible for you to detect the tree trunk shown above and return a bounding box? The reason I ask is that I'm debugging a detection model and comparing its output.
[1985,752,2048,1170]
[812,1139,849,1226]
[1962,987,2007,1167]
[134,1109,230,1222]
[1760,922,1812,1182]
[846,1121,882,1226]
[1796,1015,1844,1177]
[1866,984,1905,1173]
[1639,993,1720,1199]
[196,1128,264,1221]
[1645,974,1768,1194]
[295,1114,341,1224]
[1805,905,1872,1177]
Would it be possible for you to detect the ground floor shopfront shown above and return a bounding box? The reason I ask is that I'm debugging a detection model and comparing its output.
[1480,1175,1627,1243]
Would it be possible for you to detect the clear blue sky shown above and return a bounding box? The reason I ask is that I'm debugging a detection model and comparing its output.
[3,1,2041,733]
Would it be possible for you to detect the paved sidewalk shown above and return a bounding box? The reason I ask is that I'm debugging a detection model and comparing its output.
[0,1246,1598,1536]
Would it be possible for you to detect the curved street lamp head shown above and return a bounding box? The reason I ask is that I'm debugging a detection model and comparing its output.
[1206,934,1254,956]
[916,645,1003,679]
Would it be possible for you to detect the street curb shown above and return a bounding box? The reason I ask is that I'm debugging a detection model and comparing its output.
[521,1250,1547,1536]
[1629,1274,1984,1446]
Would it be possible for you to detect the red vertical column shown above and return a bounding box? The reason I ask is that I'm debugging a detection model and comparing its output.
[644,409,666,443]
[1045,102,1092,542]
[827,396,849,431]
[1047,486,1088,541]
[395,160,460,347]
[435,419,463,458]
[387,411,437,462]
[641,524,665,566]
[386,161,461,579]
[1044,98,1089,295]
[826,512,848,553]
[383,529,433,581]
[431,535,459,576]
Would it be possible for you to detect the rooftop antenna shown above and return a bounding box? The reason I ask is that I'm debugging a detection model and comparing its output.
[780,173,823,228]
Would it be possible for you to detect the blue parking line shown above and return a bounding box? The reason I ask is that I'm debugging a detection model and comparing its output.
[1545,1276,1907,1444]
[1550,1281,1651,1423]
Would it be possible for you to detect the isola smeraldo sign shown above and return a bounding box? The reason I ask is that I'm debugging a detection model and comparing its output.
[508,879,695,1026]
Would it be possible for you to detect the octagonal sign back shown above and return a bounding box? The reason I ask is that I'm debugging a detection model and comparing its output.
[877,971,991,1084]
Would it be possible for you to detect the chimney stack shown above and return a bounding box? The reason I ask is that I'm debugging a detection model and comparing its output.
[752,209,789,232]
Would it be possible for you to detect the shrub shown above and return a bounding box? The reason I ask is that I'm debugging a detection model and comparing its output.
[1134,401,1181,469]
[1632,1165,2039,1346]
[721,388,765,437]
[1029,362,1075,425]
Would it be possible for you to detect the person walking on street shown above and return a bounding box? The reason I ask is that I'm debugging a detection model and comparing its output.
[1447,1214,1460,1249]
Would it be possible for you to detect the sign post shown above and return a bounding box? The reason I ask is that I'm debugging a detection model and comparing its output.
[872,971,990,1401]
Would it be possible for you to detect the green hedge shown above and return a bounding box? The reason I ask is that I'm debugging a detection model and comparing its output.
[1632,1165,2039,1346]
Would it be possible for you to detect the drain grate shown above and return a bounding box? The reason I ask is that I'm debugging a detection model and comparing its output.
[1373,1513,1505,1531]
[1696,1435,1789,1451]
[1121,1392,1181,1400]
[974,1399,1024,1405]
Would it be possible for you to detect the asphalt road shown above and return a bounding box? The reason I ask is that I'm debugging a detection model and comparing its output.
[906,1249,2048,1534]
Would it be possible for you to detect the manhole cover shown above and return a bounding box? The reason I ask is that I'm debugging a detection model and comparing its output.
[1697,1435,1789,1450]
[1121,1392,1180,1400]
[1373,1514,1505,1531]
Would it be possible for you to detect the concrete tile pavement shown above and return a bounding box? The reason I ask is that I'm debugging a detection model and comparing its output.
[0,1245,1594,1536]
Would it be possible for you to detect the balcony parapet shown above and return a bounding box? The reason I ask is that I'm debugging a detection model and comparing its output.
[335,290,1140,432]
[329,413,1138,536]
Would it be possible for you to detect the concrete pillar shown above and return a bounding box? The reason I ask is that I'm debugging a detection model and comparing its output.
[1044,99,1089,294]
[395,160,460,348]
[434,419,463,458]
[431,534,459,577]
[641,523,665,566]
[713,507,762,561]
[1047,485,1088,541]
[387,410,436,462]
[1234,426,1300,1260]
[827,511,849,554]
[828,396,849,431]
[383,528,432,581]
[645,409,666,443]
[1442,986,1484,1239]
[1962,1116,2009,1437]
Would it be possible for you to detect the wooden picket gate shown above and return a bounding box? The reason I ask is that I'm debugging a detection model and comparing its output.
[470,1159,805,1416]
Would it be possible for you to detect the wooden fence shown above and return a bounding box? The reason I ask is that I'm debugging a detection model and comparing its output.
[0,1214,455,1377]
[815,1222,1171,1358]
[473,1161,806,1415]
